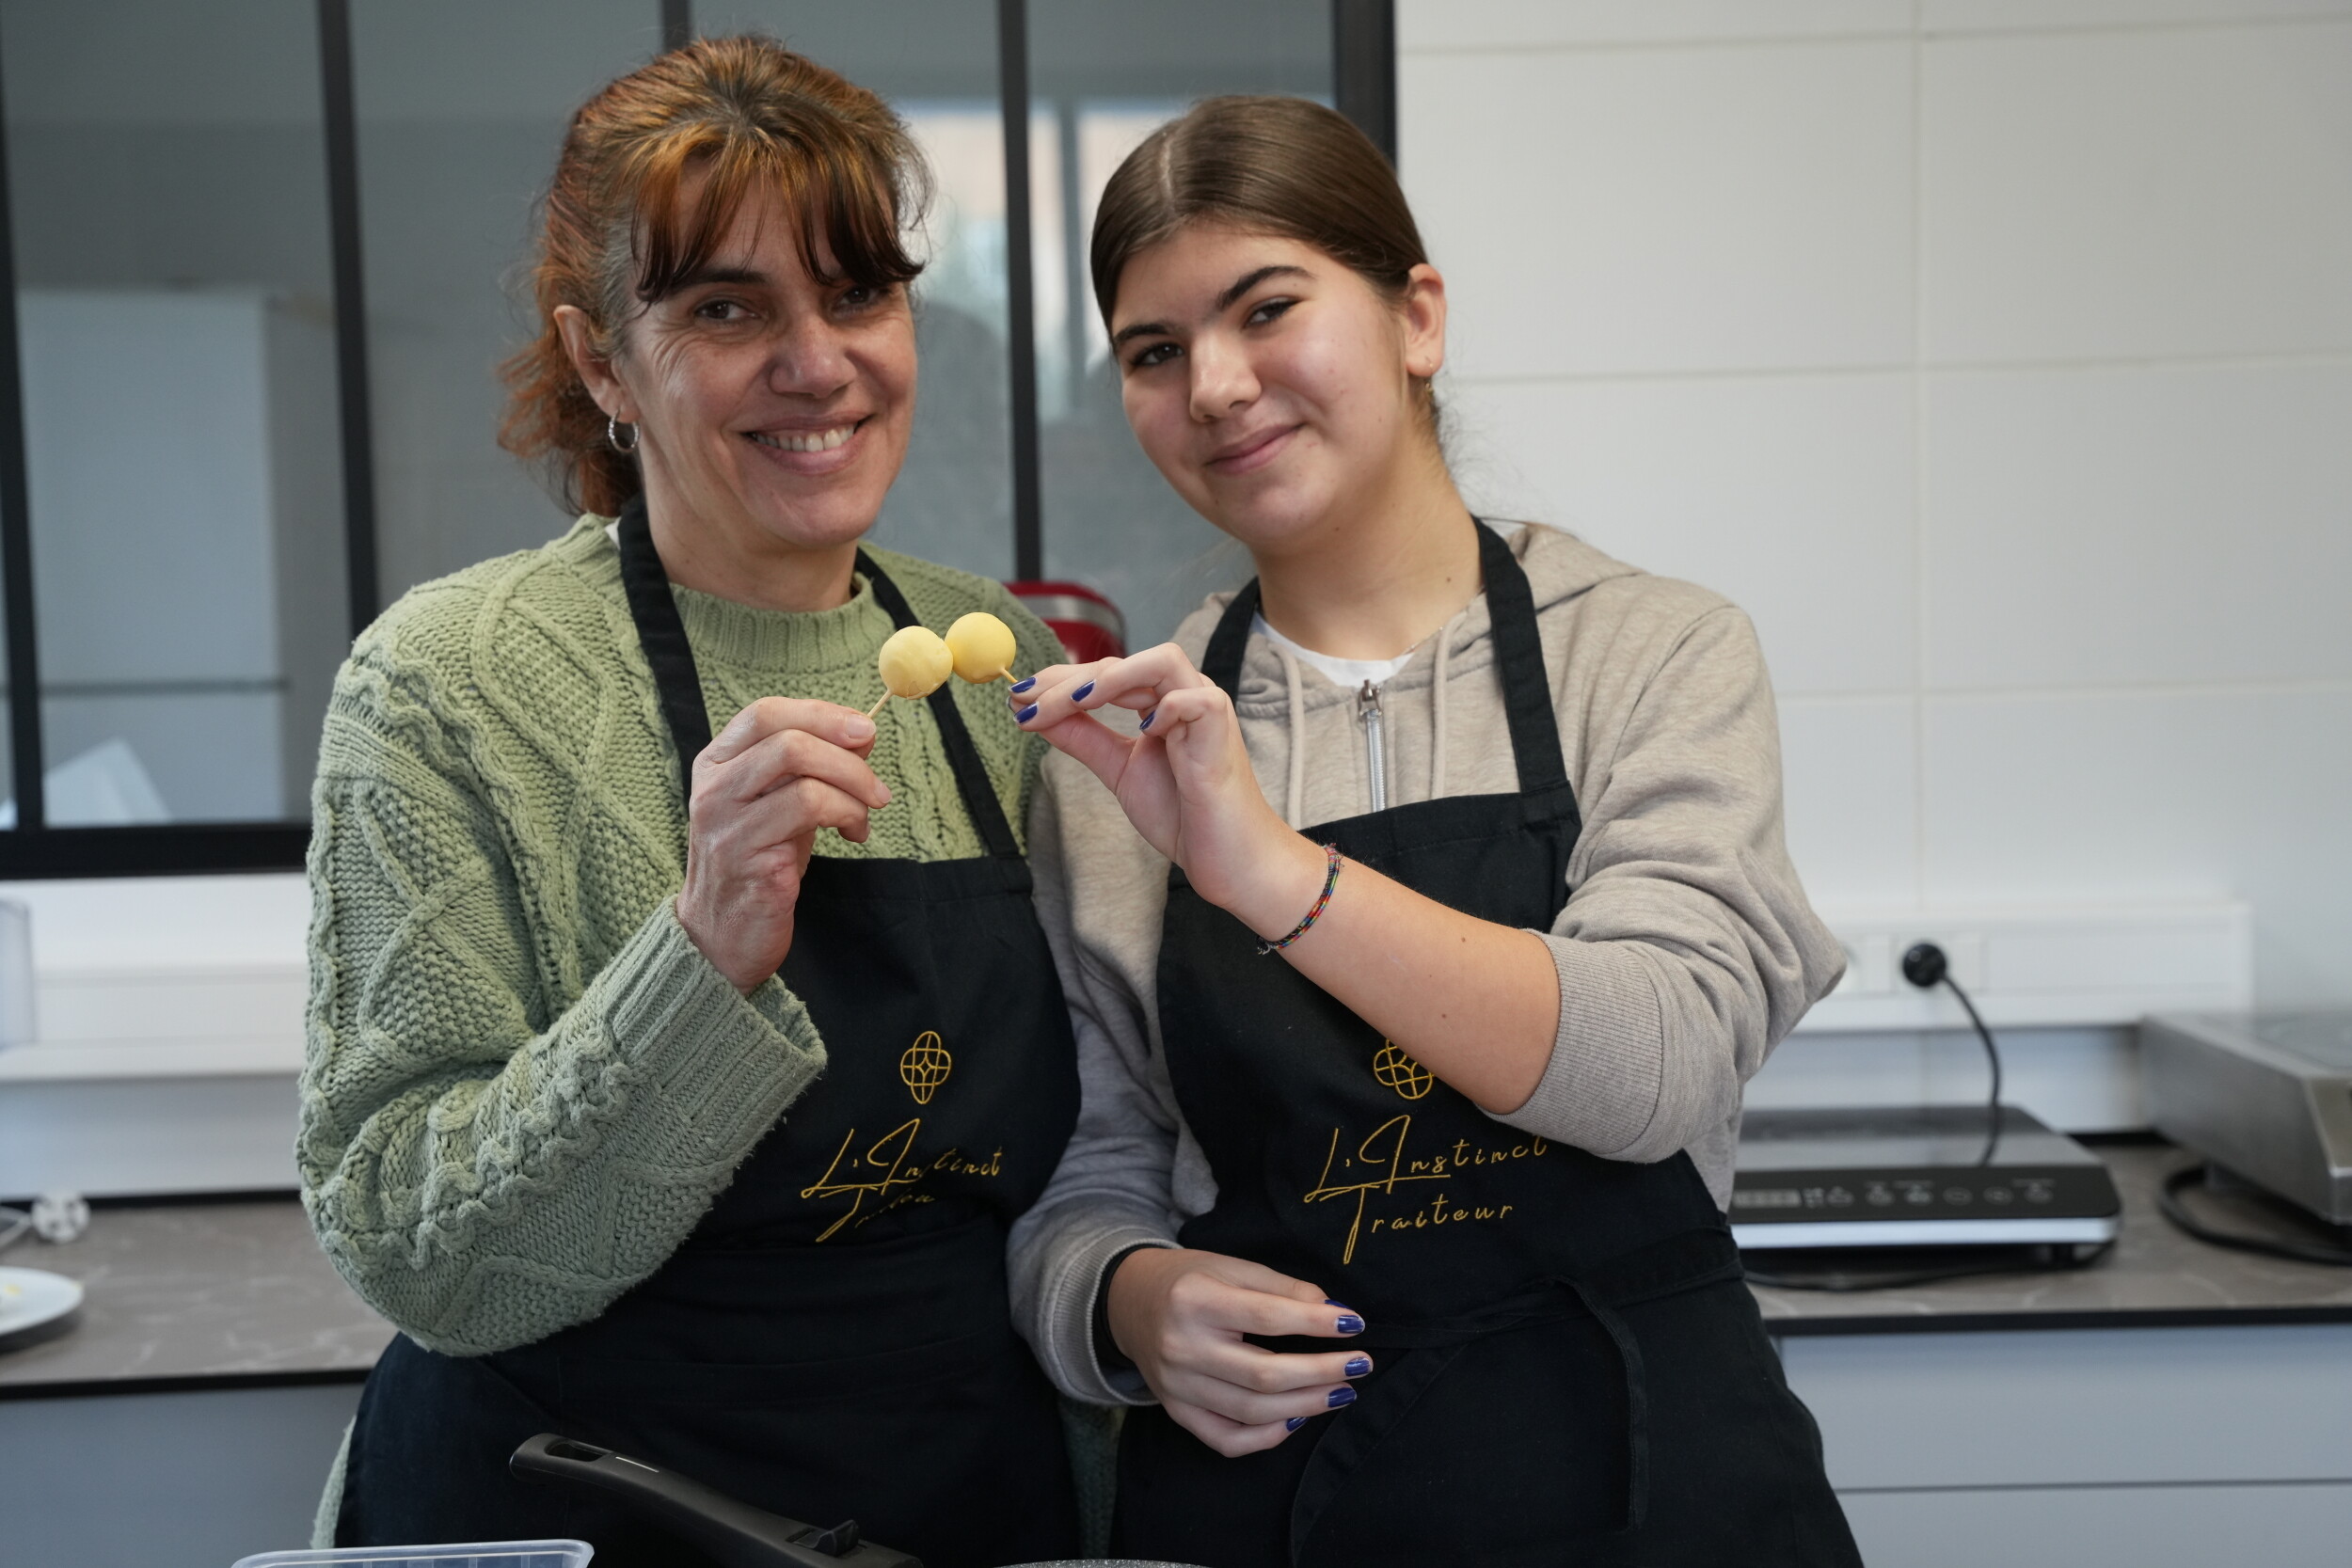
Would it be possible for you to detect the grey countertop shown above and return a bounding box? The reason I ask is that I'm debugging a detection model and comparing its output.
[4,1141,2349,1396]
[0,1196,390,1397]
[1751,1138,2352,1336]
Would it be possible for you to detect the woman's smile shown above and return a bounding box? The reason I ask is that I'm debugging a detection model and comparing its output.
[743,416,870,474]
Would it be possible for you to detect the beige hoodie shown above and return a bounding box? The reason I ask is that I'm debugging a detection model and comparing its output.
[1008,522,1842,1405]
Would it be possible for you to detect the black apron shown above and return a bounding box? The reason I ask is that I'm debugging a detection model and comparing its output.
[1112,522,1858,1568]
[338,503,1082,1568]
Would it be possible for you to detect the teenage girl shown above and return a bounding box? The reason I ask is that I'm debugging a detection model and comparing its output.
[1008,95,1863,1567]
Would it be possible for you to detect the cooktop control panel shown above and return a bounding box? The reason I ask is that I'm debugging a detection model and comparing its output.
[1732,1164,2115,1221]
[1732,1105,2122,1249]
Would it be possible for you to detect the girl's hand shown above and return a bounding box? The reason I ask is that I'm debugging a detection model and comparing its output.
[1107,1247,1372,1457]
[1013,646,1325,931]
[676,698,891,993]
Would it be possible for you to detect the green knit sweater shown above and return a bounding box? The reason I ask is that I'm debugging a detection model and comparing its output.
[297,515,1062,1356]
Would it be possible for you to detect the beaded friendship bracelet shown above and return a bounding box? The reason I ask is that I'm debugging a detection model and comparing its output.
[1259,843,1343,955]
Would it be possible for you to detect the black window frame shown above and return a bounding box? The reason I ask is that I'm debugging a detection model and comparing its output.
[0,0,1394,880]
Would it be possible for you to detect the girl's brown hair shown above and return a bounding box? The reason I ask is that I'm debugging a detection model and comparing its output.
[1089,95,1428,324]
[501,36,930,515]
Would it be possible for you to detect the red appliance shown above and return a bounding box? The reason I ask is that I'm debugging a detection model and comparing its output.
[1007,580,1126,663]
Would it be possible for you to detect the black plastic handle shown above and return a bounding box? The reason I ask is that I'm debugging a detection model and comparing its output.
[510,1433,924,1568]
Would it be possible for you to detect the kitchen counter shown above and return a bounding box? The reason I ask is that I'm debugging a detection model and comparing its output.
[1751,1137,2352,1336]
[6,1140,2351,1398]
[0,1196,389,1398]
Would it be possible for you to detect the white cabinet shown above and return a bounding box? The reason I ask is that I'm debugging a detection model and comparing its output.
[0,1382,359,1565]
[1783,1323,2352,1566]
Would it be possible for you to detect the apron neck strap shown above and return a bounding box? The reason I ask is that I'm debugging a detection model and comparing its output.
[615,495,709,807]
[613,497,1022,860]
[1198,576,1263,699]
[1199,518,1567,795]
[1474,519,1569,793]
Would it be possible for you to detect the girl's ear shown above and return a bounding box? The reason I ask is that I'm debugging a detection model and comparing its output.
[555,303,636,423]
[1398,262,1447,383]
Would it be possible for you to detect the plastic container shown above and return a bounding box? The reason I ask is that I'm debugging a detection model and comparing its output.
[231,1543,591,1568]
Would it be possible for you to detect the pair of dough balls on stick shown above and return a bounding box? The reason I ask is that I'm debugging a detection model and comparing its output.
[866,611,1021,720]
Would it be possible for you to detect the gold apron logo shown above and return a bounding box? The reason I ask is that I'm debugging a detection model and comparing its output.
[1372,1040,1433,1101]
[899,1031,953,1105]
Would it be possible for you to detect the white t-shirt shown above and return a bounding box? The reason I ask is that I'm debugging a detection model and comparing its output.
[1250,613,1417,690]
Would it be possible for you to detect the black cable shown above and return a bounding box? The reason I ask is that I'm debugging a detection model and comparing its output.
[1745,1240,2113,1294]
[2157,1164,2352,1268]
[1947,978,2004,1167]
[1900,942,2004,1165]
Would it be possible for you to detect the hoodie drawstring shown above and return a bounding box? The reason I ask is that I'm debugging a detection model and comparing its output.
[1263,603,1472,823]
[1278,644,1307,830]
[1430,604,1468,800]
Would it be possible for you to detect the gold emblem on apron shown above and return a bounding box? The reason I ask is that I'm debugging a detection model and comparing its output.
[900,1031,953,1104]
[1372,1040,1433,1101]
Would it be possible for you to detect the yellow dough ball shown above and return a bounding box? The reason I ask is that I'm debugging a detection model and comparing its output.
[945,611,1018,684]
[876,626,953,700]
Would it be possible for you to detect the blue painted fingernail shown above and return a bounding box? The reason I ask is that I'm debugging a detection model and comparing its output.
[1285,1417,1308,1432]
[1015,704,1039,723]
[1139,709,1155,730]
[1009,676,1035,694]
[1072,680,1095,702]
[1327,1386,1357,1409]
[1344,1356,1372,1378]
[1332,1311,1364,1335]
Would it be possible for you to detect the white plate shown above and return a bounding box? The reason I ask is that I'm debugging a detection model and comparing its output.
[0,1264,83,1350]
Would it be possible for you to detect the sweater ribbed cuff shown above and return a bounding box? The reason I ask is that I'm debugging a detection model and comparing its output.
[1041,1218,1177,1406]
[1489,933,1664,1158]
[601,900,827,1166]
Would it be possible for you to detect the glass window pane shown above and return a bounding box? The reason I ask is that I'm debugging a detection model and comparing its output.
[352,0,670,601]
[700,2,1015,581]
[1,0,350,827]
[0,583,10,822]
[1031,1,1335,649]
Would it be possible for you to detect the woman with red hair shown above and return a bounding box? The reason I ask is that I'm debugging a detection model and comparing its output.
[300,39,1079,1565]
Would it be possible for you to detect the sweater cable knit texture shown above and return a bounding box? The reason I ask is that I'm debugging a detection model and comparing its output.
[298,515,1059,1356]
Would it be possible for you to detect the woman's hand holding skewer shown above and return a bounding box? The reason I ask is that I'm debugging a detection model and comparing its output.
[677,698,891,993]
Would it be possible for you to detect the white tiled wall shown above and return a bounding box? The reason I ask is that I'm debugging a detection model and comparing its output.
[1403,0,2352,1009]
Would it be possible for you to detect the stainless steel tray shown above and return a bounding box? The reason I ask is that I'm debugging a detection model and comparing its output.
[2143,1012,2352,1226]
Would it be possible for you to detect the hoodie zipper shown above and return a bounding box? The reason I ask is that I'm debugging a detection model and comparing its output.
[1358,680,1388,815]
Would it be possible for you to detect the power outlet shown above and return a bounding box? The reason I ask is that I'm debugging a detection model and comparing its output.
[1804,903,2250,1033]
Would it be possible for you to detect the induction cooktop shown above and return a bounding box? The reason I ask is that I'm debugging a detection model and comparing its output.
[1730,1104,2122,1250]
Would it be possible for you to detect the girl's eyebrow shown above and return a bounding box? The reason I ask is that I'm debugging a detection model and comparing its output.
[1215,263,1308,311]
[1111,262,1313,349]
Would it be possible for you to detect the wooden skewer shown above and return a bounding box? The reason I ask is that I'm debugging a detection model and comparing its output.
[868,667,1013,721]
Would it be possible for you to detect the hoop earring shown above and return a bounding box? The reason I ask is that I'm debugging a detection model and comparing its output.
[607,415,639,455]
